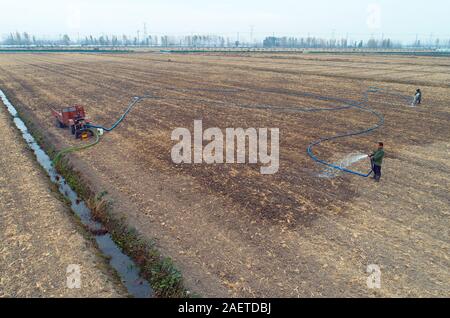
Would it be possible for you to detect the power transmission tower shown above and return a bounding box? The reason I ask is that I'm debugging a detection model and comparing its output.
[143,23,148,46]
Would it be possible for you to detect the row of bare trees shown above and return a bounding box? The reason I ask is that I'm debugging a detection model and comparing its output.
[2,32,72,46]
[2,32,450,49]
[262,36,450,49]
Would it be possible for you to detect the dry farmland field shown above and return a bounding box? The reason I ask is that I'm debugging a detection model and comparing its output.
[0,52,449,297]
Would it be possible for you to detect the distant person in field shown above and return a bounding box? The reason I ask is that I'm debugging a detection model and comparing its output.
[412,88,422,106]
[369,142,385,182]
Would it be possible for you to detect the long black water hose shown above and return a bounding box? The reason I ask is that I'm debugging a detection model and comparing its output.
[60,86,413,177]
[307,87,389,177]
[224,86,412,177]
[86,95,156,131]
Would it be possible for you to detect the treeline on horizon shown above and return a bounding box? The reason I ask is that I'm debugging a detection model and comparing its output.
[2,32,450,49]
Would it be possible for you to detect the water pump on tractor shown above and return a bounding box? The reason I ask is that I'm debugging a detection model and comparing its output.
[52,105,94,140]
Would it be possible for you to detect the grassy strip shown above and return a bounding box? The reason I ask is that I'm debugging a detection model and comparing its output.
[10,100,188,298]
[89,192,186,297]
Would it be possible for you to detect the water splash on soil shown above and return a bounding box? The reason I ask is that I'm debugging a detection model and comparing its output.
[319,153,369,178]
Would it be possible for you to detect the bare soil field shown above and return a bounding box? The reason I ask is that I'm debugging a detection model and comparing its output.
[0,52,448,297]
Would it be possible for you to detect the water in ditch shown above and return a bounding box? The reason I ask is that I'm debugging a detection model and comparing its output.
[0,89,153,298]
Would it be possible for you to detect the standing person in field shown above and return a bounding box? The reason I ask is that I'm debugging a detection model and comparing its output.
[412,88,422,106]
[369,142,385,182]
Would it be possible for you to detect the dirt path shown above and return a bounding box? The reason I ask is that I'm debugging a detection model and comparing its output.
[0,106,126,297]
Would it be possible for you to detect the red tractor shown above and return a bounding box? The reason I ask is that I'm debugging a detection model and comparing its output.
[52,105,92,139]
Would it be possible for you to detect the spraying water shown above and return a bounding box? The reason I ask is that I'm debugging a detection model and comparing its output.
[319,152,369,178]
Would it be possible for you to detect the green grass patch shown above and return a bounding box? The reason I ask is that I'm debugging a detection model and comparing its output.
[89,192,187,297]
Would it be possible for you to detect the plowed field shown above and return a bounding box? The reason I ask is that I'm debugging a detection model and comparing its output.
[0,52,448,297]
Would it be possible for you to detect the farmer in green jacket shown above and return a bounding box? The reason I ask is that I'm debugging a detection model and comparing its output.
[369,142,385,182]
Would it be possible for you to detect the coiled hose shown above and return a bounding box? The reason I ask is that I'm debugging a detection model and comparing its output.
[53,128,99,164]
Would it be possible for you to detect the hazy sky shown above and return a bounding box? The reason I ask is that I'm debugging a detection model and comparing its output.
[1,0,449,42]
